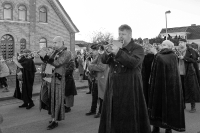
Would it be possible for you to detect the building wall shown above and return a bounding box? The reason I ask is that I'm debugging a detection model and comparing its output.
[160,32,188,39]
[0,0,30,54]
[0,0,73,57]
[35,0,70,50]
[187,39,200,45]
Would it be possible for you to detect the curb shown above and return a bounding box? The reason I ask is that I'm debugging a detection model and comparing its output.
[0,86,88,102]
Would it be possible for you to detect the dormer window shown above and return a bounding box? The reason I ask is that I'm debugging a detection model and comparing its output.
[18,5,27,21]
[39,7,47,23]
[3,3,13,20]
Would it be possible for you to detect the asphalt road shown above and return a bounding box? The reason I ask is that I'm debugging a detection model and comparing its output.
[0,88,200,133]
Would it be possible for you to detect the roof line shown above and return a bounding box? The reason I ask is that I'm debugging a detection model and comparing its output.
[52,0,79,33]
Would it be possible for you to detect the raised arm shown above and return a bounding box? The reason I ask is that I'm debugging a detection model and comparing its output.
[115,46,144,68]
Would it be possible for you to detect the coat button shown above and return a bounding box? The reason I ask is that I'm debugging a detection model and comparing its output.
[129,51,131,53]
[115,64,117,67]
[114,71,116,73]
[121,65,124,67]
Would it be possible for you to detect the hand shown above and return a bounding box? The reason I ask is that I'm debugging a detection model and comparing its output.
[149,47,157,55]
[178,56,184,59]
[111,44,120,55]
[105,44,113,54]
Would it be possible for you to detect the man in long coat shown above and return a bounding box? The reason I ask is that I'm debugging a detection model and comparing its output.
[178,39,200,113]
[98,24,151,133]
[41,36,72,130]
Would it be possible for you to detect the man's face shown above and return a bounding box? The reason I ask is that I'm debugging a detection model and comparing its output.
[118,30,131,44]
[179,41,186,49]
[53,38,62,49]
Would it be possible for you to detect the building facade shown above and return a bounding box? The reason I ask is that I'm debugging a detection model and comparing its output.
[0,0,79,59]
[159,24,200,45]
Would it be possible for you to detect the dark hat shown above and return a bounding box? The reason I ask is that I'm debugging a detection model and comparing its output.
[179,38,187,42]
[90,44,98,50]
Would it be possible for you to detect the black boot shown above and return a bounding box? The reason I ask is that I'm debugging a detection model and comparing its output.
[152,126,160,133]
[85,111,96,116]
[19,103,28,108]
[165,129,172,133]
[65,107,71,113]
[189,103,196,113]
[26,102,35,109]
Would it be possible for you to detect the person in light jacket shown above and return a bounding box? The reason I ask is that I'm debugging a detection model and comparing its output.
[0,55,10,92]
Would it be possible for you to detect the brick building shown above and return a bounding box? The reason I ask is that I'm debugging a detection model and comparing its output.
[0,0,79,60]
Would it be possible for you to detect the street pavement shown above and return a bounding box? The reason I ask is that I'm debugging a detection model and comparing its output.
[0,80,88,101]
[0,88,200,133]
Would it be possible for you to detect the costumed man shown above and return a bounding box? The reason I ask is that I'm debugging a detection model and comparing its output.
[64,58,77,113]
[40,36,72,130]
[87,45,109,118]
[148,40,185,133]
[98,24,151,133]
[85,44,100,116]
[178,38,200,113]
[142,44,155,105]
[39,47,54,114]
[13,49,36,109]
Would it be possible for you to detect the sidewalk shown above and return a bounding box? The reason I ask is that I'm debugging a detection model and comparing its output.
[0,80,89,101]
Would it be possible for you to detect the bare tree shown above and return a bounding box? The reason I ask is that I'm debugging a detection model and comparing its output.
[91,31,113,45]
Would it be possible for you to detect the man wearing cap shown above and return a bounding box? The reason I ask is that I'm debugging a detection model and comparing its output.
[98,24,151,133]
[148,40,185,133]
[178,38,200,113]
[85,44,105,117]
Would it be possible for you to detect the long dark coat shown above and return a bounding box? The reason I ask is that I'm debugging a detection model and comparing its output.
[182,47,200,103]
[65,59,77,97]
[142,53,154,105]
[98,39,151,133]
[148,49,185,132]
[14,57,36,103]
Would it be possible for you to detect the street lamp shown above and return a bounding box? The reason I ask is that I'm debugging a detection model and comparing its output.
[165,10,171,40]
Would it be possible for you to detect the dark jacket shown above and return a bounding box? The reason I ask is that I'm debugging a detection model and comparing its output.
[65,59,77,97]
[148,48,185,131]
[182,47,200,103]
[98,39,151,133]
[142,53,155,105]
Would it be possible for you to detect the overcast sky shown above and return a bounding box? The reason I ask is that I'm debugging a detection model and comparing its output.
[59,0,200,42]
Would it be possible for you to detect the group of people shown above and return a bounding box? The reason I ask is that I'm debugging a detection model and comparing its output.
[1,24,200,133]
[84,24,200,133]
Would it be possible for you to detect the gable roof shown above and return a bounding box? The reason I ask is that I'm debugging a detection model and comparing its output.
[75,40,88,47]
[159,25,200,40]
[160,26,188,34]
[47,0,79,33]
[186,25,200,39]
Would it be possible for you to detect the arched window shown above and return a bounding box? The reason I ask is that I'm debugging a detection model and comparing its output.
[20,38,26,53]
[39,7,47,23]
[39,38,47,49]
[18,5,27,21]
[3,3,13,20]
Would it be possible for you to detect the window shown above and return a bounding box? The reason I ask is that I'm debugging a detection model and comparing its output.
[3,3,13,20]
[39,38,47,49]
[20,38,26,53]
[39,7,47,23]
[18,5,27,21]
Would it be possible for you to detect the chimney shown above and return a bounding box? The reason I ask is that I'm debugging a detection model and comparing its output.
[191,24,196,26]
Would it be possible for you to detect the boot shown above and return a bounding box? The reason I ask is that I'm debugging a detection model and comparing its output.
[152,126,160,133]
[19,103,28,108]
[189,103,196,113]
[165,129,172,133]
